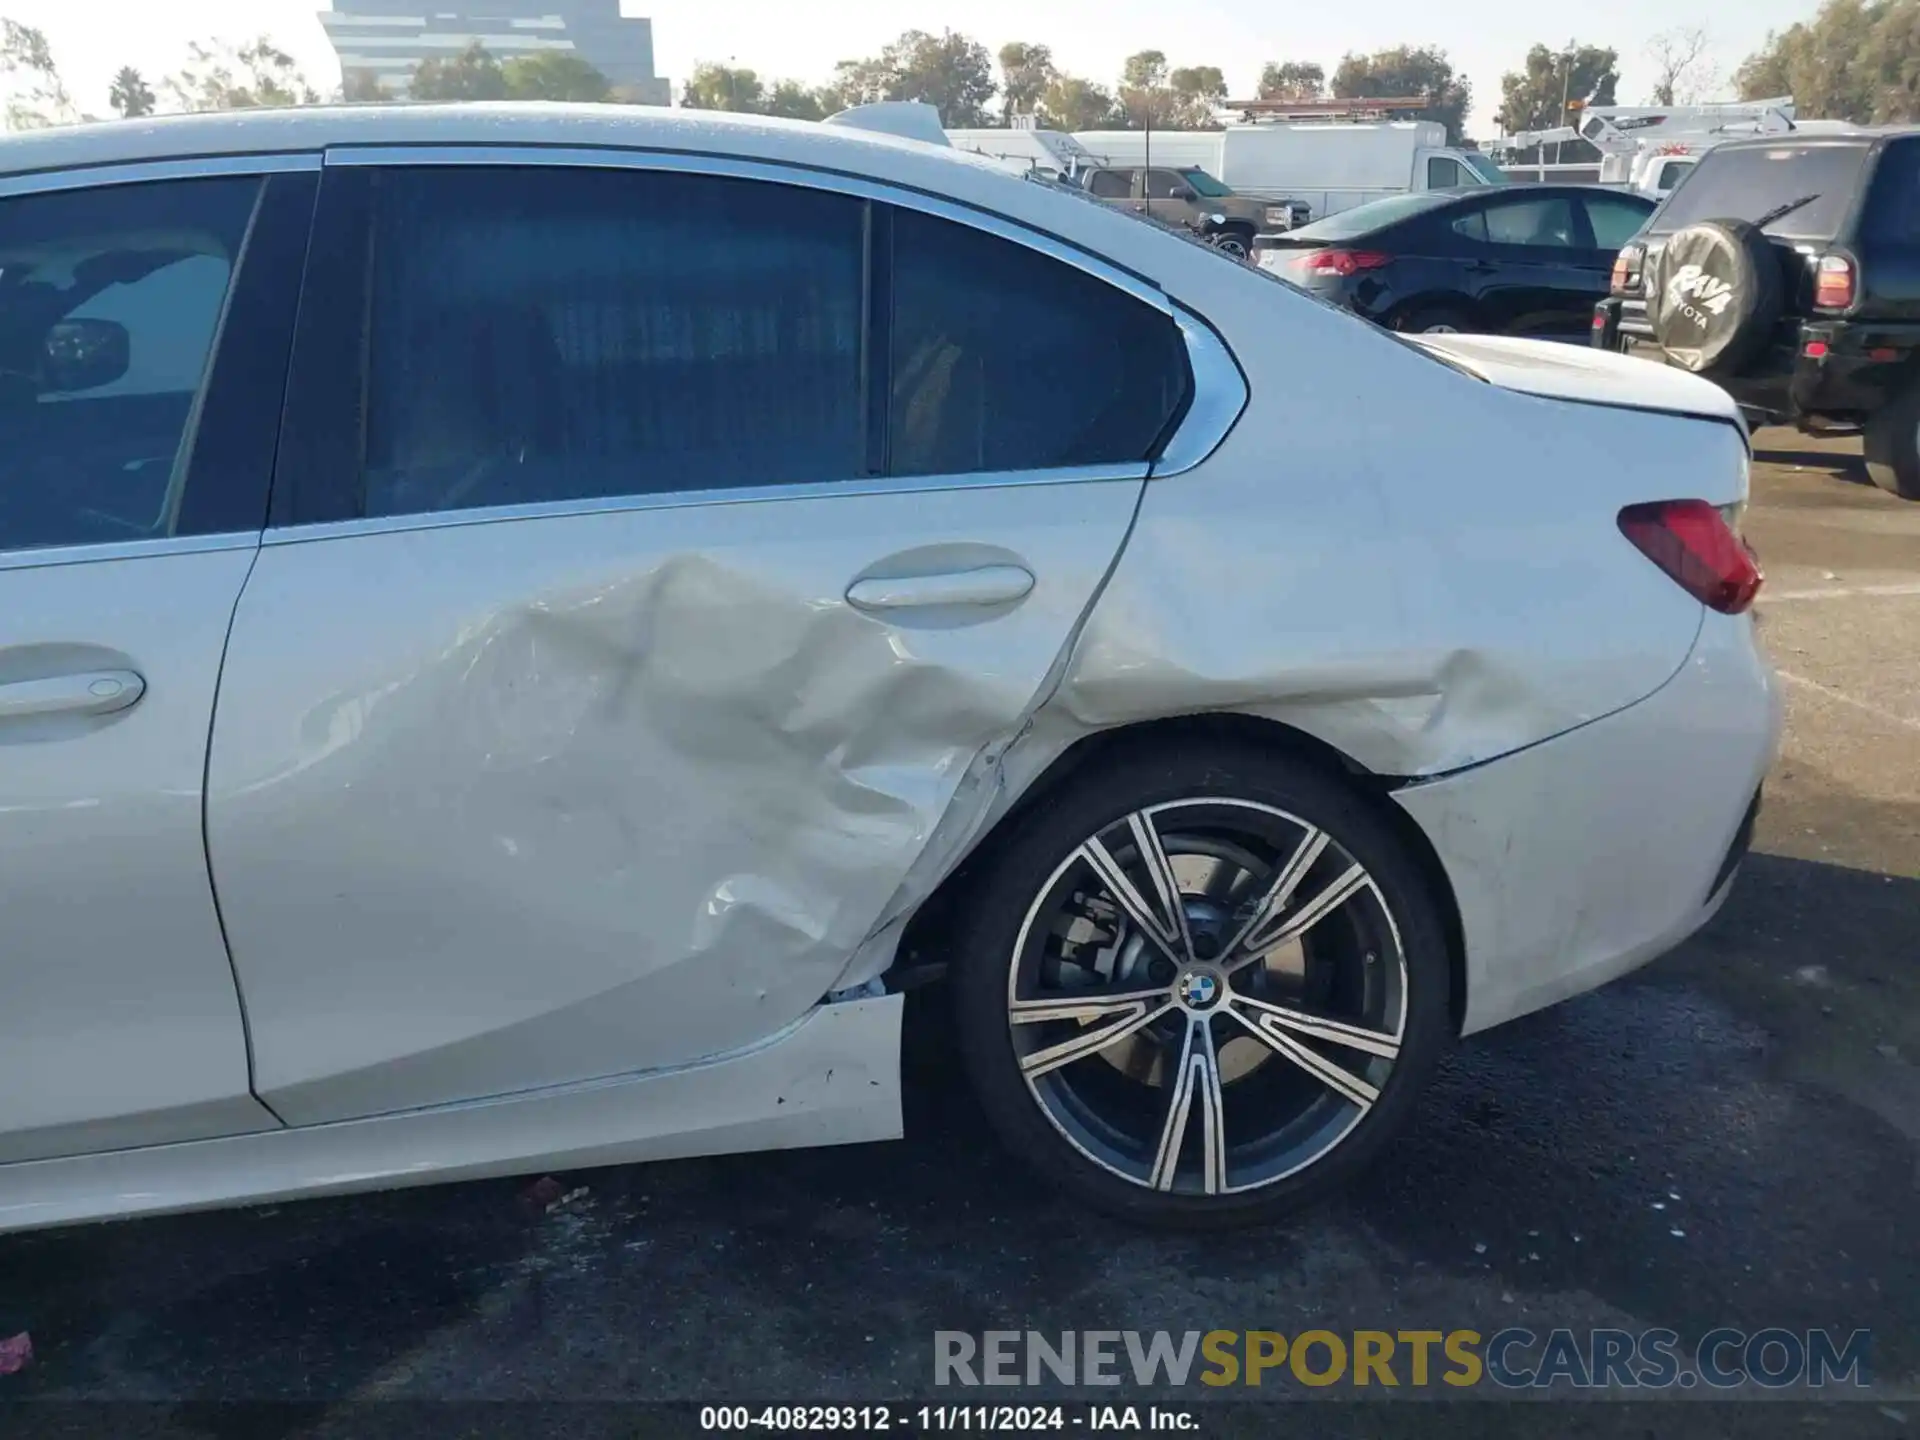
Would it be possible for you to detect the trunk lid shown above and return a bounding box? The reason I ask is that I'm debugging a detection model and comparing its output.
[1407,332,1748,431]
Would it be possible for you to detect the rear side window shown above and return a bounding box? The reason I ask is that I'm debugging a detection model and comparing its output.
[0,176,258,552]
[1584,194,1652,249]
[1652,143,1872,238]
[889,207,1189,477]
[1483,196,1579,248]
[360,166,866,518]
[1860,138,1920,244]
[1088,170,1133,199]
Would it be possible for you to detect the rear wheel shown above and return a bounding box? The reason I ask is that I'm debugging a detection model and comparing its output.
[950,739,1452,1229]
[1863,386,1920,500]
[1398,306,1474,336]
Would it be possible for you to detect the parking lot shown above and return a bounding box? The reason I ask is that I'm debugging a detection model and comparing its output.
[0,430,1915,1434]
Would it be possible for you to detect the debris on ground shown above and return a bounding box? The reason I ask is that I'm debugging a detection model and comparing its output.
[521,1175,566,1211]
[547,1186,592,1215]
[0,1333,31,1376]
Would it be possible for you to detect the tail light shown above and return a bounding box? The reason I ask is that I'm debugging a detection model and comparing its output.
[1618,499,1763,615]
[1293,249,1393,277]
[1610,243,1645,296]
[1814,254,1855,310]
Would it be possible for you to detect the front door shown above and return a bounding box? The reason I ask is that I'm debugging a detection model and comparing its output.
[0,165,312,1161]
[207,156,1194,1126]
[1457,192,1596,338]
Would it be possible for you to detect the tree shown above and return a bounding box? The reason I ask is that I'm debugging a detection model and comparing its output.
[681,62,765,112]
[407,41,508,101]
[825,30,997,126]
[764,80,827,121]
[1169,65,1227,128]
[1646,27,1720,106]
[166,38,321,111]
[341,69,388,102]
[1735,0,1904,123]
[998,41,1055,121]
[1258,61,1325,101]
[1116,48,1175,130]
[1038,74,1120,131]
[108,66,156,119]
[1332,46,1472,142]
[502,51,611,102]
[1496,42,1619,159]
[2,19,78,129]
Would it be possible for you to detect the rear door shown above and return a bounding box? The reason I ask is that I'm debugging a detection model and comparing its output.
[207,154,1192,1126]
[0,161,313,1161]
[1452,192,1597,338]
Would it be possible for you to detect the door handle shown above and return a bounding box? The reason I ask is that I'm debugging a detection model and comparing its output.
[845,565,1035,612]
[0,670,146,720]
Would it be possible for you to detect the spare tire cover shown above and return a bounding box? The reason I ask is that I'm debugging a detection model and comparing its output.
[1647,219,1783,375]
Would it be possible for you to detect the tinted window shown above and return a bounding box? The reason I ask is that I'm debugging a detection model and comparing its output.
[1427,157,1464,188]
[1860,138,1920,244]
[889,208,1189,477]
[1584,194,1652,249]
[1285,191,1457,242]
[1656,160,1692,192]
[1088,170,1133,199]
[1652,143,1872,238]
[1450,209,1489,244]
[361,167,864,518]
[1484,196,1579,247]
[1144,170,1190,200]
[1179,169,1233,197]
[0,177,257,552]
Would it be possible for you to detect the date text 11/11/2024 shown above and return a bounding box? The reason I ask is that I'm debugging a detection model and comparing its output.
[700,1406,1195,1431]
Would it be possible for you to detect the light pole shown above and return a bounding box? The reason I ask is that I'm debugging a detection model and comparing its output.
[1554,42,1574,167]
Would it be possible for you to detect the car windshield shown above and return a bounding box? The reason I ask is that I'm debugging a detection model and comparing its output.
[1179,168,1234,197]
[1651,143,1872,238]
[1462,152,1509,184]
[1282,191,1456,242]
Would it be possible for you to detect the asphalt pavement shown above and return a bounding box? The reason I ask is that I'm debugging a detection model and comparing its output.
[1,430,1915,1439]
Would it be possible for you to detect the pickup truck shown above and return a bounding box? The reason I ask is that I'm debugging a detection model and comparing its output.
[1075,164,1307,257]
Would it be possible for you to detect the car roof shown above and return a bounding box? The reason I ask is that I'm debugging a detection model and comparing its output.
[1711,130,1896,152]
[1425,183,1653,203]
[0,102,993,182]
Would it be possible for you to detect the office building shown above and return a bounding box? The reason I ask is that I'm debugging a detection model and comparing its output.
[319,1,670,105]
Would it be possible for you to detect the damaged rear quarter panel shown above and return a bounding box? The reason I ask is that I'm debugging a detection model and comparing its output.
[1046,267,1720,780]
[205,477,1142,1125]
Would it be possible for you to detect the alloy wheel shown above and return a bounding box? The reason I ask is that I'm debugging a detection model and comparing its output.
[1005,799,1407,1197]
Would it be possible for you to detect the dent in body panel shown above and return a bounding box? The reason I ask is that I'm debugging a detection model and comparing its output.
[1034,304,1730,783]
[208,480,1140,1124]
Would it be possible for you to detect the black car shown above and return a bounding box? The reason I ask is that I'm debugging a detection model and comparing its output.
[1259,184,1655,339]
[1592,130,1920,500]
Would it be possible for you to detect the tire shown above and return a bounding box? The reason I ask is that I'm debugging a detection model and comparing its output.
[949,736,1452,1229]
[1397,306,1474,336]
[1864,385,1920,500]
[1210,229,1253,260]
[1645,219,1783,376]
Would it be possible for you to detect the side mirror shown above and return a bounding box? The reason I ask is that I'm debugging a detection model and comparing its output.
[41,318,131,395]
[1175,188,1198,203]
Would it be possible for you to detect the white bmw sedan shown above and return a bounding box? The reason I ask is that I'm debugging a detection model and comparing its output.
[0,104,1777,1232]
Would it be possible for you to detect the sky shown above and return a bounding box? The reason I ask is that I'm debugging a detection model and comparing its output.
[0,0,1825,136]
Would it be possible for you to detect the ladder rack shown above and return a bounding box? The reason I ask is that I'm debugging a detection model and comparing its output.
[1224,96,1432,124]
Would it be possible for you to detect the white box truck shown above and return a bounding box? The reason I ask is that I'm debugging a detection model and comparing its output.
[1073,119,1504,221]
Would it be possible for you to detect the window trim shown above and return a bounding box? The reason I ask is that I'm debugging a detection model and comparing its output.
[0,154,317,561]
[0,152,320,200]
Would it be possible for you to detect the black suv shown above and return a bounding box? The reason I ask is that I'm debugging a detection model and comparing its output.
[1592,130,1920,500]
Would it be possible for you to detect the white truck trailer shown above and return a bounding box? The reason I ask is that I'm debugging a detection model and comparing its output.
[1074,112,1503,221]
